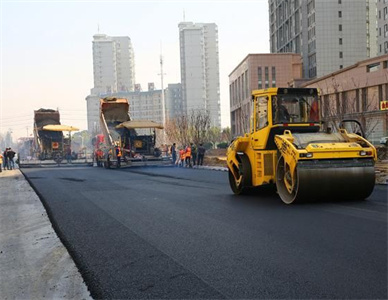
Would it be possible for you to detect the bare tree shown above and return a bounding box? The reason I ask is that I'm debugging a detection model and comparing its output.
[164,118,180,144]
[221,127,232,142]
[165,115,190,146]
[318,76,380,139]
[189,109,211,145]
[206,127,222,148]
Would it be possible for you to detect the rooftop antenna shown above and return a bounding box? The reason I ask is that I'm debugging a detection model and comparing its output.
[183,10,185,22]
[97,23,100,33]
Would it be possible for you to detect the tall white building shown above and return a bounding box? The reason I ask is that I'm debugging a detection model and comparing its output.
[269,0,377,78]
[179,22,221,128]
[377,0,388,55]
[87,33,135,132]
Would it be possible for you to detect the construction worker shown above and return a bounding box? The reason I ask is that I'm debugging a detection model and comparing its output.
[0,152,3,172]
[191,143,197,166]
[179,147,185,167]
[115,145,122,168]
[170,143,177,165]
[96,148,103,167]
[185,144,192,168]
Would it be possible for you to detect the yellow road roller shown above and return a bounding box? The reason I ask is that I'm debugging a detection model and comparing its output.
[227,88,377,204]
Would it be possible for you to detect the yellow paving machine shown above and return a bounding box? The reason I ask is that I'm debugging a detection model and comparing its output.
[97,97,166,168]
[227,88,377,204]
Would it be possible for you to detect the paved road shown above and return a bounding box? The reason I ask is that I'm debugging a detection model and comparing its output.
[22,166,387,299]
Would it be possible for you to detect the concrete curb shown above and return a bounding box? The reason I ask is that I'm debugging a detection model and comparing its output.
[196,165,228,172]
[0,169,92,299]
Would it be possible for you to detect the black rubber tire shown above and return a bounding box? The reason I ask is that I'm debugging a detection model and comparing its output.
[228,154,252,195]
[154,148,161,157]
[276,155,298,204]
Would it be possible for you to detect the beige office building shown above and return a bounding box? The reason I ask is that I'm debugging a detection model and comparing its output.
[229,53,303,136]
[302,54,388,143]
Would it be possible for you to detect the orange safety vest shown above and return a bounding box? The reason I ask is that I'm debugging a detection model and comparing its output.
[96,149,103,158]
[116,148,122,157]
[180,149,185,160]
[185,147,191,158]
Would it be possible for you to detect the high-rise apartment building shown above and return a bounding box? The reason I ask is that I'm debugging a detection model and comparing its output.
[179,22,221,128]
[377,0,388,55]
[269,0,377,78]
[92,34,135,94]
[87,33,135,132]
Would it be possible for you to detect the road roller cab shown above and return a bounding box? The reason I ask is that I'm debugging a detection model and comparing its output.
[227,87,377,204]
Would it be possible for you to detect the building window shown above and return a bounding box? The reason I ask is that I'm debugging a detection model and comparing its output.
[386,84,388,102]
[379,85,383,102]
[258,67,262,89]
[339,24,342,31]
[339,38,342,45]
[265,67,269,89]
[241,73,245,100]
[338,11,342,18]
[366,62,380,72]
[362,88,368,111]
[338,0,341,3]
[245,70,249,98]
[340,65,343,69]
[272,66,276,87]
[339,51,343,58]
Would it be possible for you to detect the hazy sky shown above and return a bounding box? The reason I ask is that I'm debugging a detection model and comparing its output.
[1,0,269,140]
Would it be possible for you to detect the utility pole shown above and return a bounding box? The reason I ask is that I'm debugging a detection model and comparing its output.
[158,43,167,145]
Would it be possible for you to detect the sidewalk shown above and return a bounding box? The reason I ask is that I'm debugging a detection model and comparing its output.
[0,169,91,300]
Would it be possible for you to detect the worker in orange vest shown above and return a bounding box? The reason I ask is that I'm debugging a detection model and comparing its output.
[115,145,122,168]
[185,144,192,168]
[179,148,185,167]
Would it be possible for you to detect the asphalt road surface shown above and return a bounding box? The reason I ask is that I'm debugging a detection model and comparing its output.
[22,166,387,299]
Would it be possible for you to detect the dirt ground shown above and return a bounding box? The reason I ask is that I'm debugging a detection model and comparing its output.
[203,149,227,168]
[205,147,388,184]
[376,146,388,184]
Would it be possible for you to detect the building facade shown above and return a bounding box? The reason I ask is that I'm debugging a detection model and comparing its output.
[302,54,388,144]
[179,22,221,127]
[269,0,377,78]
[165,83,184,120]
[377,0,388,55]
[87,33,136,132]
[229,53,303,137]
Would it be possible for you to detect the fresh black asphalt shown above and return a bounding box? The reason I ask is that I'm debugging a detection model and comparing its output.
[22,166,387,299]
